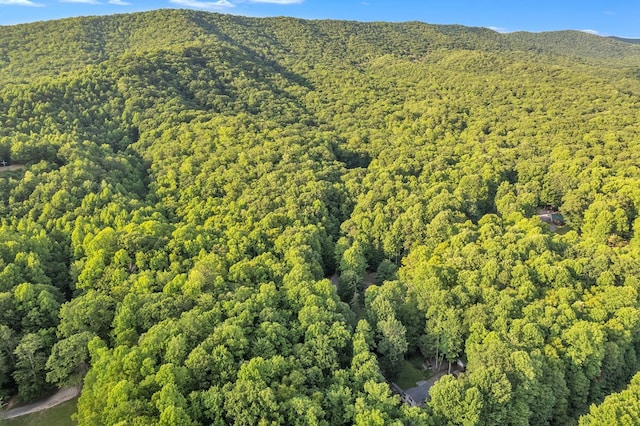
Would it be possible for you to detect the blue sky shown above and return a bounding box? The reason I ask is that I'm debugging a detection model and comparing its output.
[1,0,639,38]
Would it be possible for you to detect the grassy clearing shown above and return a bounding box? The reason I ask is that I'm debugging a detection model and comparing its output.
[407,354,427,370]
[396,359,432,390]
[553,225,572,235]
[0,165,25,173]
[2,399,77,426]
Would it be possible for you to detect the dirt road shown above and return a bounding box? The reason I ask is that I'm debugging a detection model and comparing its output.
[0,386,80,420]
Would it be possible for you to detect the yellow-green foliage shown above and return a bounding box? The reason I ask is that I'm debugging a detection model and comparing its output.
[1,10,640,424]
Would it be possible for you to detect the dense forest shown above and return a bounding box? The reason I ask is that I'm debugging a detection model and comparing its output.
[1,9,640,425]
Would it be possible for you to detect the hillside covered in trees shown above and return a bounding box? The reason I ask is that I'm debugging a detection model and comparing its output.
[1,9,640,425]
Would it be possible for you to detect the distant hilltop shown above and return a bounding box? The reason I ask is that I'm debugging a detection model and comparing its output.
[2,9,640,84]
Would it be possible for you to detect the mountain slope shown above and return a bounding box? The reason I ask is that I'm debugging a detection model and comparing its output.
[3,9,640,84]
[1,10,640,425]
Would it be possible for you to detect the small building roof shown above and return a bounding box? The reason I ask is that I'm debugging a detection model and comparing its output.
[404,381,432,406]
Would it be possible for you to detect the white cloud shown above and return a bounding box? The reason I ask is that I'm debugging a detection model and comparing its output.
[488,26,508,34]
[247,0,303,3]
[168,0,304,10]
[169,0,234,9]
[60,0,102,3]
[168,0,305,12]
[108,0,130,4]
[0,0,44,6]
[580,29,601,36]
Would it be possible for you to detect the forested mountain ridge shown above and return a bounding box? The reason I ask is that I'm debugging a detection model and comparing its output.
[3,9,640,84]
[1,9,640,425]
[609,36,640,45]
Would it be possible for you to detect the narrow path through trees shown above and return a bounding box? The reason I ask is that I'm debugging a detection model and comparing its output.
[0,386,80,420]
